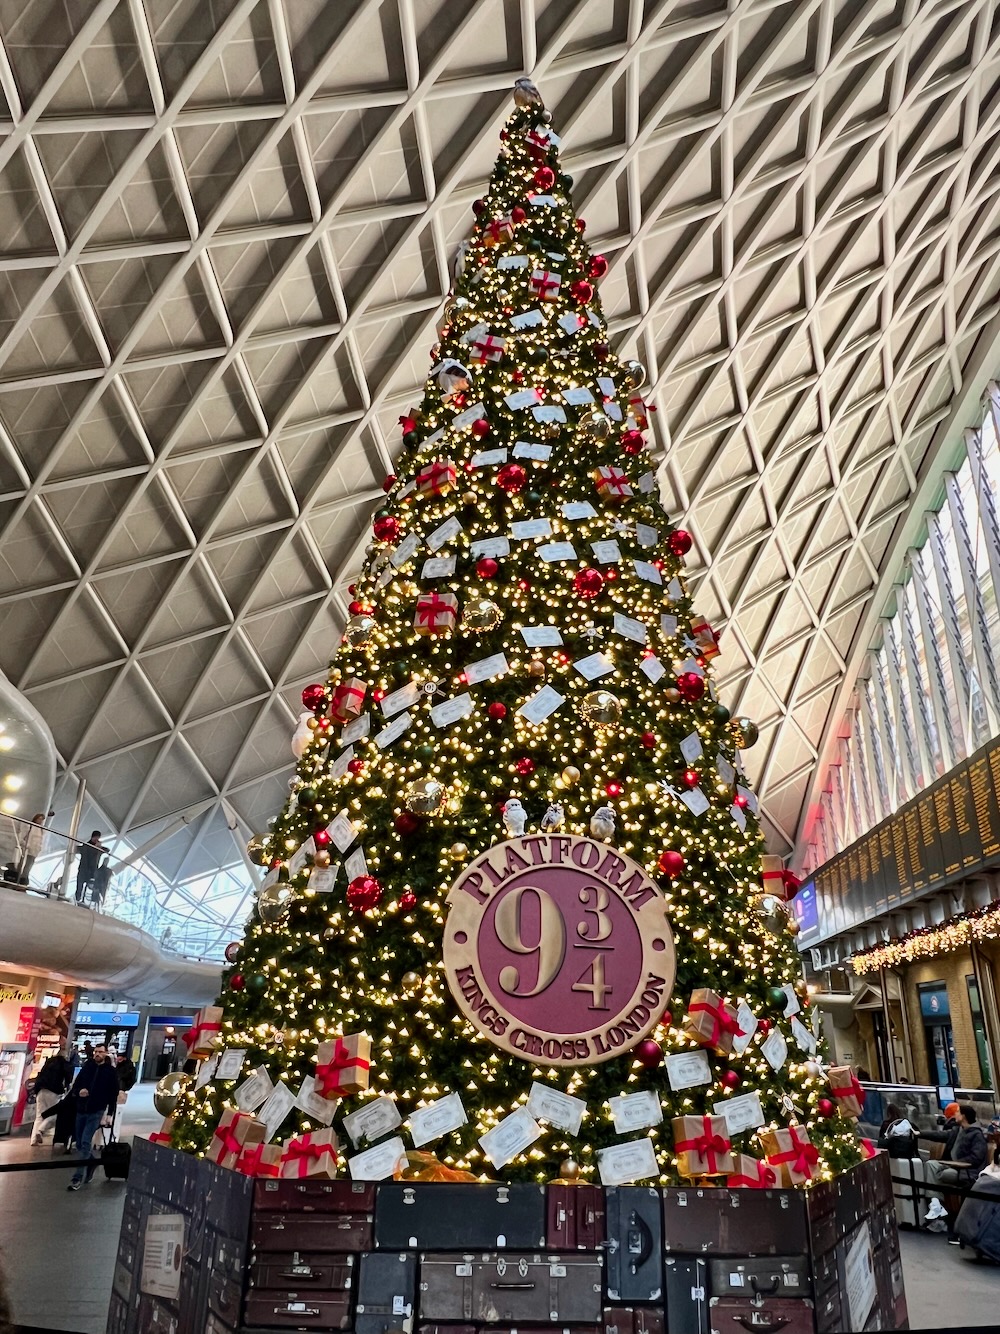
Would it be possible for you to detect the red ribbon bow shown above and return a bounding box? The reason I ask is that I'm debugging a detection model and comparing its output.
[418,460,455,492]
[771,1126,819,1179]
[729,1161,776,1189]
[211,1120,244,1163]
[281,1136,337,1178]
[416,593,454,627]
[676,1116,731,1174]
[596,468,631,497]
[315,1038,369,1097]
[831,1073,864,1104]
[689,997,745,1047]
[472,334,505,360]
[184,1019,221,1051]
[485,218,510,243]
[531,271,560,297]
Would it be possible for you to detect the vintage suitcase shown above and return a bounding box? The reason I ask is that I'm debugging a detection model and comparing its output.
[356,1251,417,1332]
[709,1297,815,1334]
[242,1293,352,1330]
[255,1180,376,1214]
[376,1183,546,1249]
[811,1247,837,1299]
[815,1285,842,1334]
[664,1258,707,1334]
[662,1188,808,1256]
[606,1188,663,1304]
[419,1252,603,1323]
[706,1257,811,1301]
[252,1213,373,1253]
[250,1254,355,1292]
[138,1296,180,1334]
[547,1184,607,1250]
[834,1165,865,1240]
[601,1305,665,1334]
[208,1271,244,1327]
[418,1326,477,1334]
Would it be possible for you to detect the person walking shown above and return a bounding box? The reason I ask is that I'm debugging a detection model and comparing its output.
[923,1103,989,1242]
[75,831,104,905]
[67,1043,119,1190]
[29,1044,73,1146]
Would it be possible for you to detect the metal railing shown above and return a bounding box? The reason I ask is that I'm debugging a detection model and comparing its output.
[858,1081,1000,1136]
[0,815,231,962]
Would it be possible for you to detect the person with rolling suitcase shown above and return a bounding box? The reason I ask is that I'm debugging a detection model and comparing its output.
[67,1043,119,1191]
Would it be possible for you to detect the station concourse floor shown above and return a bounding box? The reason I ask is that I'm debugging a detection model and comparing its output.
[0,1085,996,1333]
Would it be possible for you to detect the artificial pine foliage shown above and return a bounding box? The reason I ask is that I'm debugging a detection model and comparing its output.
[170,84,863,1185]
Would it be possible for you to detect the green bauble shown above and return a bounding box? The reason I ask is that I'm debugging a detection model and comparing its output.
[297,786,317,807]
[526,490,543,504]
[767,985,788,1010]
[713,704,731,724]
[531,347,548,365]
[414,742,435,762]
[249,973,268,994]
[392,660,410,680]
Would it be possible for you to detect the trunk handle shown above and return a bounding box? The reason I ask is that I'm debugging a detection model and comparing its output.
[750,1277,782,1297]
[732,1316,790,1332]
[489,1281,536,1290]
[277,1307,320,1318]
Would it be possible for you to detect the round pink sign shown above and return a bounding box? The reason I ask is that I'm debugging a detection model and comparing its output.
[443,834,675,1066]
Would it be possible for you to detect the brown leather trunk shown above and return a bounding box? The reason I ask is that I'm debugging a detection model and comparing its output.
[708,1297,815,1334]
[251,1213,373,1253]
[547,1184,607,1249]
[250,1253,356,1291]
[254,1180,377,1214]
[419,1252,604,1324]
[663,1188,808,1257]
[601,1305,665,1334]
[705,1257,811,1301]
[242,1292,352,1329]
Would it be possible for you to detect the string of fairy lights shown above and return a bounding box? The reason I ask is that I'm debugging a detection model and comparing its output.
[167,87,865,1184]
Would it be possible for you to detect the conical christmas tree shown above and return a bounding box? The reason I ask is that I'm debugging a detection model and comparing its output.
[170,82,863,1186]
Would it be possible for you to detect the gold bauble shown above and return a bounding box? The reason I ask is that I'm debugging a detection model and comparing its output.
[559,1158,581,1180]
[753,892,789,935]
[543,421,561,439]
[463,599,503,631]
[562,765,581,785]
[313,849,331,869]
[622,359,646,389]
[528,659,546,678]
[306,715,321,731]
[153,1071,193,1117]
[401,971,421,994]
[733,716,759,748]
[580,689,622,727]
[344,613,376,647]
[581,409,611,441]
[787,917,801,936]
[462,490,477,505]
[323,927,337,940]
[449,842,469,861]
[246,835,269,867]
[664,687,682,704]
[258,881,297,924]
[405,777,446,815]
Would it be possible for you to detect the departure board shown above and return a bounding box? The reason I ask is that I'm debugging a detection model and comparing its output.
[795,734,1000,947]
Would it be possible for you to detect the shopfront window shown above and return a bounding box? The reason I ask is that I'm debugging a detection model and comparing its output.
[918,982,959,1086]
[966,974,992,1089]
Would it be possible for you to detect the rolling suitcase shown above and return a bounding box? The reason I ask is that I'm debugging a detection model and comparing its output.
[101,1127,132,1180]
[375,1182,546,1249]
[605,1188,662,1303]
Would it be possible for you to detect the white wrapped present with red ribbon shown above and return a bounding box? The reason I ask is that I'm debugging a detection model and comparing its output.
[761,855,785,896]
[761,1124,820,1186]
[183,1005,224,1059]
[209,1109,265,1171]
[593,466,633,504]
[468,331,507,363]
[530,269,562,301]
[279,1128,339,1180]
[315,1033,372,1098]
[828,1065,864,1118]
[673,1114,735,1178]
[416,458,457,496]
[726,1154,778,1189]
[329,677,366,725]
[691,617,720,660]
[682,987,745,1057]
[414,591,458,636]
[237,1142,282,1178]
[482,215,514,246]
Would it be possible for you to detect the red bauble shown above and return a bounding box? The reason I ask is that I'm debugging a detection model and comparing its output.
[576,218,586,233]
[658,850,686,878]
[497,462,528,494]
[594,342,609,359]
[399,890,417,911]
[621,429,646,455]
[641,732,656,749]
[677,671,705,702]
[683,768,699,788]
[373,514,401,543]
[817,1098,837,1119]
[472,418,490,439]
[720,1070,742,1090]
[605,781,622,797]
[667,528,693,556]
[635,1038,663,1069]
[477,557,499,579]
[229,973,245,991]
[382,473,396,491]
[757,1019,772,1037]
[313,829,331,848]
[533,166,556,190]
[515,757,535,776]
[573,567,604,598]
[511,205,526,223]
[589,254,609,279]
[394,811,422,836]
[224,941,241,963]
[488,702,508,721]
[570,279,593,304]
[301,683,327,712]
[472,198,486,215]
[398,415,417,435]
[348,600,365,615]
[347,875,383,912]
[347,758,365,775]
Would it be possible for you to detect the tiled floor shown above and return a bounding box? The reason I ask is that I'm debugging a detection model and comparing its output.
[1,1096,997,1332]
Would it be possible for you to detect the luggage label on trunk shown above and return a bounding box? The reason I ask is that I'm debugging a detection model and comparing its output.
[443,835,676,1067]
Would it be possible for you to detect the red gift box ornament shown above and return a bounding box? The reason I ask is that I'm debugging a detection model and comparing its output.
[530,269,562,301]
[727,1155,777,1189]
[593,466,633,504]
[765,1124,820,1184]
[483,215,514,246]
[416,458,457,497]
[238,1143,281,1178]
[469,331,507,363]
[280,1129,339,1179]
[684,988,744,1056]
[673,1114,734,1176]
[315,1034,372,1098]
[414,591,458,636]
[828,1066,865,1118]
[329,677,366,725]
[183,1005,224,1059]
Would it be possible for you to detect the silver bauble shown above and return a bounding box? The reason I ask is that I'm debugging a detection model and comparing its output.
[463,599,503,631]
[622,359,646,389]
[405,777,446,815]
[344,614,376,647]
[733,716,759,749]
[246,835,269,866]
[153,1071,193,1118]
[580,689,623,728]
[258,881,297,924]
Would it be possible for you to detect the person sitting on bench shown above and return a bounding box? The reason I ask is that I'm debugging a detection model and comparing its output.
[923,1104,989,1243]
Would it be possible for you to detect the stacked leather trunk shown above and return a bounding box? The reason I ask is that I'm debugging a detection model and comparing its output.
[107,1145,907,1334]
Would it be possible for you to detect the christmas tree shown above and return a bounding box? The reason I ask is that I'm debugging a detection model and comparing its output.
[169,81,863,1186]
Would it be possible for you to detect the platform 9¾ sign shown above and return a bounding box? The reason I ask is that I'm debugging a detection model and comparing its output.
[443,834,676,1066]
